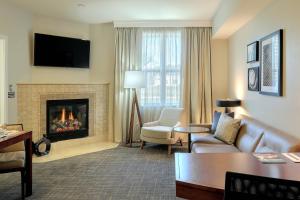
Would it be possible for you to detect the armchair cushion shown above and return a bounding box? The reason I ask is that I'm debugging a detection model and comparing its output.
[141,126,173,139]
[143,121,160,127]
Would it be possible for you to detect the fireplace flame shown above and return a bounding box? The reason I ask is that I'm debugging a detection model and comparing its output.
[61,108,66,123]
[69,112,74,121]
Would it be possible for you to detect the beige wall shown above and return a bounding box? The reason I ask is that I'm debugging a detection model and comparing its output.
[0,1,115,140]
[212,0,273,39]
[31,17,115,141]
[228,0,300,138]
[89,23,115,141]
[0,2,32,123]
[211,39,228,112]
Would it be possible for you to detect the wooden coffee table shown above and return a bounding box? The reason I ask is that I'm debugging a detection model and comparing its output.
[175,152,300,200]
[174,126,209,152]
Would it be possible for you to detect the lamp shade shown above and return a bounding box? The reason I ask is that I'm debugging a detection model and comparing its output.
[124,71,146,89]
[216,99,241,107]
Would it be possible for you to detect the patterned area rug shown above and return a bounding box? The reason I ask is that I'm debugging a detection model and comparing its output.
[0,144,186,200]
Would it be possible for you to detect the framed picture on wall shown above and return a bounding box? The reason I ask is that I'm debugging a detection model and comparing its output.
[259,29,283,96]
[247,41,259,63]
[248,67,259,91]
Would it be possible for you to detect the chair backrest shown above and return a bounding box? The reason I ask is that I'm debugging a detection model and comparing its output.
[0,124,24,153]
[158,107,183,127]
[224,171,300,200]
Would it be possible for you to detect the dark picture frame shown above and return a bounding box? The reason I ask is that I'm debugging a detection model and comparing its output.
[248,67,259,91]
[247,41,259,63]
[259,29,283,96]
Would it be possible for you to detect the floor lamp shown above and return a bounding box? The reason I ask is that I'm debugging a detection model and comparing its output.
[124,71,146,147]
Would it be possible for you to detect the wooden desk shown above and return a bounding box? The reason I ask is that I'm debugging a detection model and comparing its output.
[0,131,33,197]
[175,152,300,200]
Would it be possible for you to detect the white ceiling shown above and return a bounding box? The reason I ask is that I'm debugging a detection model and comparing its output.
[7,0,222,24]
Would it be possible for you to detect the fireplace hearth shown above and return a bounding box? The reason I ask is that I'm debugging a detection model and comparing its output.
[46,99,89,142]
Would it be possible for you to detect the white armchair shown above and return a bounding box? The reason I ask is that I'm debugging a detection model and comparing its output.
[140,107,183,154]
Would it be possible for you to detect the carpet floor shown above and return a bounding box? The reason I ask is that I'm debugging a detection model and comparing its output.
[0,144,186,200]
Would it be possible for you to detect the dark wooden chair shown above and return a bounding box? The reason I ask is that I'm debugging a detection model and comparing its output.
[0,124,26,199]
[224,171,300,200]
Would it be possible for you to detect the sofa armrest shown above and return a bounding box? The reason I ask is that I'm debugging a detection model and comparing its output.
[189,123,212,132]
[143,121,160,127]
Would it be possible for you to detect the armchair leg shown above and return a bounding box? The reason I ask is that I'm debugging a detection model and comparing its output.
[21,170,25,200]
[140,141,145,149]
[168,144,172,155]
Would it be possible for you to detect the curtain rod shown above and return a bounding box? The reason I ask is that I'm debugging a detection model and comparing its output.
[113,20,212,28]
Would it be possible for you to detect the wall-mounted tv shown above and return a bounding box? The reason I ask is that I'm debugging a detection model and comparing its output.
[34,33,90,68]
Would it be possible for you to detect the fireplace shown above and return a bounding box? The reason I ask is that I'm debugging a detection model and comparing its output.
[46,99,89,142]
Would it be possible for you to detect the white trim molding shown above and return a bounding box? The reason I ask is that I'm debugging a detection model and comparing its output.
[113,20,212,28]
[0,35,8,124]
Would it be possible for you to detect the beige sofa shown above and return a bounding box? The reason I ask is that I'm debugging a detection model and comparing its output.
[191,114,300,153]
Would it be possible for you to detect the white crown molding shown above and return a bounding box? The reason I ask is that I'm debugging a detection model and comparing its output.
[113,20,212,28]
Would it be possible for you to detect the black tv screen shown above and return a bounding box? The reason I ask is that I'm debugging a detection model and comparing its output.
[34,33,90,68]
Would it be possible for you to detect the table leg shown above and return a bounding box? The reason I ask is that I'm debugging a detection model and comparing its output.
[188,134,191,153]
[25,133,32,196]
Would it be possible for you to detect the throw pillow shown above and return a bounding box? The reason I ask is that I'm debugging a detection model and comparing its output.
[211,111,234,134]
[214,113,241,144]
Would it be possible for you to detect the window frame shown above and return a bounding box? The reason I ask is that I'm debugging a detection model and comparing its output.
[141,30,182,107]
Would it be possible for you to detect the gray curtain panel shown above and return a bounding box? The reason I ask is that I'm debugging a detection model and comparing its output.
[114,28,141,143]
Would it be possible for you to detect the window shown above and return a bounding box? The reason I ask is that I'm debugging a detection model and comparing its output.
[140,30,182,107]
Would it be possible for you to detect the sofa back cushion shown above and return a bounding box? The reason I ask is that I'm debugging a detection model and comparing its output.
[255,127,300,153]
[236,114,300,153]
[235,117,264,152]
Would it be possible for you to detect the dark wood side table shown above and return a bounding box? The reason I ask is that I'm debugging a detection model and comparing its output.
[174,126,209,153]
[175,152,300,200]
[0,131,33,197]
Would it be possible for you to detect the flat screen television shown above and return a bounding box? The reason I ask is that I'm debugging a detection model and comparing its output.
[34,33,90,68]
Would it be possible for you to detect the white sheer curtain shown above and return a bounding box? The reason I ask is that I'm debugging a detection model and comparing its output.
[139,28,184,123]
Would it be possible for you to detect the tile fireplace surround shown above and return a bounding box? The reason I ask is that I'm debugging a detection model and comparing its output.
[17,84,110,142]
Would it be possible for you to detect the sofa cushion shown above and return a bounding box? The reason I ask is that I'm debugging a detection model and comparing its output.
[235,118,264,152]
[141,126,173,139]
[192,143,240,153]
[211,111,234,134]
[255,146,275,153]
[214,113,241,145]
[191,133,224,144]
